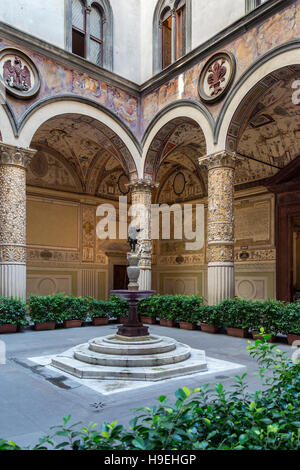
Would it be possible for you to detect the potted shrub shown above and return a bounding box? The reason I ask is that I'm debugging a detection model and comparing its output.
[251,299,284,342]
[138,296,156,324]
[62,296,89,328]
[154,295,176,327]
[109,295,129,324]
[200,305,222,334]
[88,298,111,326]
[177,296,203,330]
[219,298,250,338]
[278,302,300,345]
[28,294,62,331]
[0,297,27,333]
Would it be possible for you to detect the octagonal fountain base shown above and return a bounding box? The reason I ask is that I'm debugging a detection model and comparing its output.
[51,334,207,381]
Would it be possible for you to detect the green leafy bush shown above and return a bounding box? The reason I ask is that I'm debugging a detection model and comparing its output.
[62,296,89,322]
[109,295,129,318]
[0,297,27,326]
[1,335,299,450]
[258,299,286,335]
[28,294,66,323]
[276,302,300,335]
[199,305,223,328]
[87,298,112,319]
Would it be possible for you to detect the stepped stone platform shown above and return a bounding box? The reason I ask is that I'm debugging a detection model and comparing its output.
[51,334,207,381]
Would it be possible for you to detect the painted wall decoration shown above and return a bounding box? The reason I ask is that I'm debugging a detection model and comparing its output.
[198,51,236,104]
[0,39,138,133]
[0,48,40,99]
[141,2,300,131]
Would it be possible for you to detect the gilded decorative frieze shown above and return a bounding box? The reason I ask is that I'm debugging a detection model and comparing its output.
[82,206,96,263]
[208,245,234,264]
[27,248,80,263]
[0,245,26,263]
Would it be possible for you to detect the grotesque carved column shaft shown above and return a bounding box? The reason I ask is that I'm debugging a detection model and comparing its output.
[0,143,36,298]
[129,179,158,290]
[199,151,240,304]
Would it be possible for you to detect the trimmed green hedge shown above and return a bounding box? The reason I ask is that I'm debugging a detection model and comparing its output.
[1,293,299,336]
[0,297,27,327]
[137,295,300,335]
[28,294,129,324]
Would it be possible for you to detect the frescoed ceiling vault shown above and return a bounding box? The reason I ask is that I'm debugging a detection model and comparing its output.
[29,113,134,198]
[227,65,300,186]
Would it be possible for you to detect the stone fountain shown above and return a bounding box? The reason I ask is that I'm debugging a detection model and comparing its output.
[51,228,207,381]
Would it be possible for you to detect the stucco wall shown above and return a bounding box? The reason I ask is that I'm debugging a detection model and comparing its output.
[0,0,66,49]
[0,0,251,84]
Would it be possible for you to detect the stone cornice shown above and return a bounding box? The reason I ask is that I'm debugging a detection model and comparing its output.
[0,143,36,168]
[0,0,291,96]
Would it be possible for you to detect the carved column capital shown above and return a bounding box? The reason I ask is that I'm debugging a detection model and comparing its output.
[0,143,36,168]
[129,178,159,194]
[199,150,241,171]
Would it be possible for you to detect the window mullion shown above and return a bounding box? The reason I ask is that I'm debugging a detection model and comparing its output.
[171,8,176,63]
[85,5,91,61]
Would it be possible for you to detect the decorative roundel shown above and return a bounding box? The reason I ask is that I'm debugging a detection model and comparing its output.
[118,173,130,195]
[198,51,236,104]
[0,48,40,99]
[173,172,186,196]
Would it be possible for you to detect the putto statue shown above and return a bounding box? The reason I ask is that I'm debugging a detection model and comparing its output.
[128,225,143,253]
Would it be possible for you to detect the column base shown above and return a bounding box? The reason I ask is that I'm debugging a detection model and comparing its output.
[0,264,26,300]
[207,263,235,305]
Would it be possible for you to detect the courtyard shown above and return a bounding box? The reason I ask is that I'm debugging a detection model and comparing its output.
[0,323,293,447]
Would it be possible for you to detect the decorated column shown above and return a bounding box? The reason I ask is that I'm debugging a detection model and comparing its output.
[0,143,36,300]
[130,179,157,291]
[199,151,240,305]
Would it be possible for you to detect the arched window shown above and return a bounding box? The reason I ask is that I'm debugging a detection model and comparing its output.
[67,0,113,71]
[72,0,86,59]
[153,0,191,73]
[90,4,103,66]
[245,0,269,13]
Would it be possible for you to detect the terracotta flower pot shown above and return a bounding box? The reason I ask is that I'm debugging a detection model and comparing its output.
[252,331,276,343]
[34,321,56,331]
[140,316,156,325]
[226,327,249,338]
[63,320,82,329]
[179,321,197,330]
[0,324,18,334]
[159,319,175,327]
[287,333,300,346]
[92,317,109,326]
[200,323,220,334]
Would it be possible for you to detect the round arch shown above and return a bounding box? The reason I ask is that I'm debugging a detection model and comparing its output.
[142,103,214,180]
[17,99,141,178]
[0,104,16,144]
[216,43,300,151]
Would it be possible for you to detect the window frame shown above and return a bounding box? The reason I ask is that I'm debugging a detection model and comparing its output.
[66,0,113,71]
[153,0,192,74]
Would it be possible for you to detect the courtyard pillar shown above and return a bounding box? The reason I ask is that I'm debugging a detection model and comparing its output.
[199,151,240,305]
[130,179,157,291]
[0,143,36,300]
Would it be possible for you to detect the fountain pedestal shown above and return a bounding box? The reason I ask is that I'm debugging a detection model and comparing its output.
[111,289,155,338]
[111,251,155,338]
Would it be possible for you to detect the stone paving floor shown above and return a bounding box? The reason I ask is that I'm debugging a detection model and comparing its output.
[0,323,292,447]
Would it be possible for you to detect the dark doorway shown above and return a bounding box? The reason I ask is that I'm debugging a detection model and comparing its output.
[266,157,300,302]
[113,265,128,290]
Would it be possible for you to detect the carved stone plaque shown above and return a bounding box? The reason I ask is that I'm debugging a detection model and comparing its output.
[198,51,236,104]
